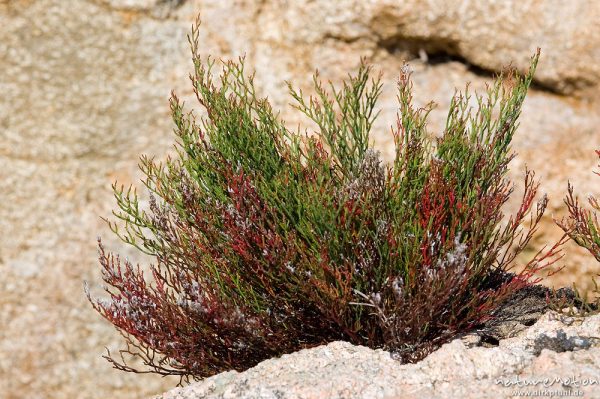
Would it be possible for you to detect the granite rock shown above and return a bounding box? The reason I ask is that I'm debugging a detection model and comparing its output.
[2,1,600,398]
[156,312,600,399]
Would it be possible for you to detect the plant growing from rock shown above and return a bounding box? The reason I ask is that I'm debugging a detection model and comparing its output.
[86,19,563,382]
[556,150,600,313]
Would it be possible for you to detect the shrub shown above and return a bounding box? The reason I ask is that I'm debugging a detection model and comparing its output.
[556,150,600,313]
[559,150,600,261]
[86,19,563,382]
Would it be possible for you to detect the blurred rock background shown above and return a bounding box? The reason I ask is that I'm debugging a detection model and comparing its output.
[0,0,599,398]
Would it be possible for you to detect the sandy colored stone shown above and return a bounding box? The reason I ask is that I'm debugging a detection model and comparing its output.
[155,312,600,399]
[1,1,600,398]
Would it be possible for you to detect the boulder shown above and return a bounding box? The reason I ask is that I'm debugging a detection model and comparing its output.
[155,311,600,399]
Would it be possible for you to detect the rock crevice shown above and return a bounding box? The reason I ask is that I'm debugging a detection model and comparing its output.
[156,311,600,399]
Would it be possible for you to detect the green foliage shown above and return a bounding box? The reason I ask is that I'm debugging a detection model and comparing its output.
[87,19,561,382]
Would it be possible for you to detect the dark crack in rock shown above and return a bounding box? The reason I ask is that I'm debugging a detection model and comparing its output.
[479,284,553,342]
[533,330,598,355]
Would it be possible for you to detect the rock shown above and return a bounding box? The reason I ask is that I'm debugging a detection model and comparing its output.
[2,1,600,399]
[475,284,560,343]
[155,311,600,399]
[363,0,600,96]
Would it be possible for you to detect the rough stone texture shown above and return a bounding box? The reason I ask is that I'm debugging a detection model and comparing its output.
[2,0,600,398]
[156,312,600,399]
[366,0,600,96]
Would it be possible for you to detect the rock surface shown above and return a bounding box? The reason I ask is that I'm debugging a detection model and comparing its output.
[1,1,600,398]
[156,311,600,399]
